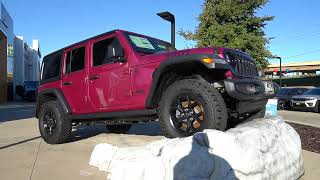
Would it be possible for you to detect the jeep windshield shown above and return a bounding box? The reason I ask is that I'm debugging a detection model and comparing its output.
[125,32,176,55]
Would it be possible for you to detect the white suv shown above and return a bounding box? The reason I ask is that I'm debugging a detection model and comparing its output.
[291,88,320,112]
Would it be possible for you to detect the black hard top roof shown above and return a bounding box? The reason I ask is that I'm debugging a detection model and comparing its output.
[43,29,119,59]
[43,29,173,60]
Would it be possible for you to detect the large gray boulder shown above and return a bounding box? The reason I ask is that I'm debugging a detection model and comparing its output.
[89,117,304,180]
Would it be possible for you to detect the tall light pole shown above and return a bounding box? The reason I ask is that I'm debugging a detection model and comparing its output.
[274,56,282,88]
[157,11,175,48]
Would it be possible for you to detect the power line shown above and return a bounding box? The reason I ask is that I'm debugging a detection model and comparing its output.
[282,49,320,59]
[271,25,320,39]
[270,31,320,46]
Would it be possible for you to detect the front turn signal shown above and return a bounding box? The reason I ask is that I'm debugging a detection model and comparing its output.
[202,58,214,64]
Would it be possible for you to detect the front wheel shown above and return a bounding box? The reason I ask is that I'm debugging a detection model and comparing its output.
[159,78,228,138]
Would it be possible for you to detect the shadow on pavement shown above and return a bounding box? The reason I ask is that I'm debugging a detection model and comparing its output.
[70,125,107,142]
[127,121,161,136]
[0,136,41,150]
[0,106,35,123]
[69,121,162,143]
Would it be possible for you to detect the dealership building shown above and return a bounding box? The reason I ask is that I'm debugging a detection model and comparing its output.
[0,1,40,103]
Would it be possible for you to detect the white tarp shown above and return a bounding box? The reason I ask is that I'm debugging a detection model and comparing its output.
[89,117,304,180]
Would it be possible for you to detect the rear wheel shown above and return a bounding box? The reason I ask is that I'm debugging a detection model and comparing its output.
[38,101,72,144]
[159,78,228,138]
[106,124,132,134]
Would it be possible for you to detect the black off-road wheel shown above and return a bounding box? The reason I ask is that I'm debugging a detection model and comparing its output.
[38,101,72,144]
[106,124,132,134]
[159,78,228,138]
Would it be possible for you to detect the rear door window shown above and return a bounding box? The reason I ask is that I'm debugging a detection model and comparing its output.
[65,47,85,73]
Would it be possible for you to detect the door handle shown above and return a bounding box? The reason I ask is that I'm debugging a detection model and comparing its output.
[63,81,72,86]
[89,75,101,80]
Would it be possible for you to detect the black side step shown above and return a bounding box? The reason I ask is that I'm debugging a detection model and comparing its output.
[70,109,157,121]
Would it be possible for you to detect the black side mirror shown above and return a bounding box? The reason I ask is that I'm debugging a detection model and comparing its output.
[112,47,126,63]
[108,42,126,63]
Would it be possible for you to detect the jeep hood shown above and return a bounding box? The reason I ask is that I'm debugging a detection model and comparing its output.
[138,47,217,64]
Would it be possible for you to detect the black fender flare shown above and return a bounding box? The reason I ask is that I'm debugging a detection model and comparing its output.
[36,88,71,118]
[145,53,230,108]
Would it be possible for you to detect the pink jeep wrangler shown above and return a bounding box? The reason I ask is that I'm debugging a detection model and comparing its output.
[37,29,277,144]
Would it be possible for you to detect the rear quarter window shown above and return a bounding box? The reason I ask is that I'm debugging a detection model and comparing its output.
[41,52,62,84]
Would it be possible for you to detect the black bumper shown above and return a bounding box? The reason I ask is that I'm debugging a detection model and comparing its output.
[224,78,278,114]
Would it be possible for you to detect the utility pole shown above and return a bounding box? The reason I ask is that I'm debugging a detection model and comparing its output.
[274,56,282,88]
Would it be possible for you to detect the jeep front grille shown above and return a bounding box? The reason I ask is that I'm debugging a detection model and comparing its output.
[225,51,258,77]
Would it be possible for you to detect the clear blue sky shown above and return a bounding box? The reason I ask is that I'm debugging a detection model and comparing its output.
[2,0,320,64]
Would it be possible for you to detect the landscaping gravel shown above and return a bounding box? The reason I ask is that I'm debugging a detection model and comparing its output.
[288,122,320,154]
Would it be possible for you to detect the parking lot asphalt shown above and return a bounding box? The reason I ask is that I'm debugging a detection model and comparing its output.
[0,103,319,179]
[278,110,320,128]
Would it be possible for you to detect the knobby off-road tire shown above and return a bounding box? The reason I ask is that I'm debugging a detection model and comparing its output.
[159,78,228,138]
[106,124,132,134]
[38,101,72,144]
